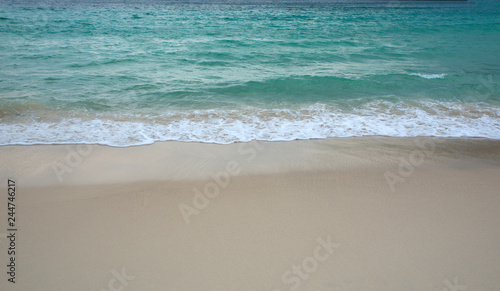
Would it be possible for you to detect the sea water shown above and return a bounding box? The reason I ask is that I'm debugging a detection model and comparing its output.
[1,0,499,146]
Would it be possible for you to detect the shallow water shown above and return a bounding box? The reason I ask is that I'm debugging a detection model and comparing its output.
[1,0,499,146]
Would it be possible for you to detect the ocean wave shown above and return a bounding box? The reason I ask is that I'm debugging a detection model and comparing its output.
[409,73,447,79]
[1,101,499,147]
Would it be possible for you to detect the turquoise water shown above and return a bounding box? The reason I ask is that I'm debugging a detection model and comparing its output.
[1,0,499,146]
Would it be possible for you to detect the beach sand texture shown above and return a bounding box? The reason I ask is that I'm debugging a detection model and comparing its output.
[1,137,500,290]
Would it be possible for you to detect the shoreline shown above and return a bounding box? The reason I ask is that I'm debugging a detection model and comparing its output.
[1,136,499,186]
[1,136,500,290]
[2,134,500,147]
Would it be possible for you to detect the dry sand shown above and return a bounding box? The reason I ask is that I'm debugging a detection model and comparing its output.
[0,137,500,290]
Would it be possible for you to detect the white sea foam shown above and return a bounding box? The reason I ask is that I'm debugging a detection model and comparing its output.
[409,73,447,79]
[1,102,499,147]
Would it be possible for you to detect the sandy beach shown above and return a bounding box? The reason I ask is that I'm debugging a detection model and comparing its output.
[1,137,500,290]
